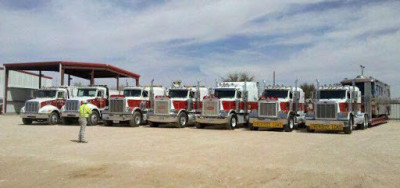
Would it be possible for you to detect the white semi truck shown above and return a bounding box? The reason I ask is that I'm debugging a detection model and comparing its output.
[147,81,208,128]
[20,87,72,125]
[249,84,306,132]
[61,85,117,125]
[195,82,259,130]
[102,83,166,127]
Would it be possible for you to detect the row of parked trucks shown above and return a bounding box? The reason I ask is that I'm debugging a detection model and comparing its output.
[20,73,391,134]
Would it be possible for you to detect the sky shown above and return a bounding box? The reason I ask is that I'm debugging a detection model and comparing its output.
[0,0,399,97]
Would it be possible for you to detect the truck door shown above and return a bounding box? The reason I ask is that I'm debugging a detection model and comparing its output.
[97,90,106,109]
[56,91,66,109]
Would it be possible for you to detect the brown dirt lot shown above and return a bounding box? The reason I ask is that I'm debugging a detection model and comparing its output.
[0,115,399,187]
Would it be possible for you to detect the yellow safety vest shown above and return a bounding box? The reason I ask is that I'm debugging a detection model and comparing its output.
[79,104,92,118]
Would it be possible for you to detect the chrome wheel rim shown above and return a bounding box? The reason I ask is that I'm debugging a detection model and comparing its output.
[180,116,186,126]
[135,116,141,125]
[51,115,58,122]
[91,115,97,123]
[290,119,294,129]
[231,117,237,127]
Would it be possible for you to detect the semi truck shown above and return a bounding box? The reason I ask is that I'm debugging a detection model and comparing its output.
[102,82,166,127]
[249,83,306,132]
[147,81,208,128]
[195,82,258,130]
[20,87,72,125]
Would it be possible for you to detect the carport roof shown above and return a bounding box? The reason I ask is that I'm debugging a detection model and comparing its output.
[3,61,140,79]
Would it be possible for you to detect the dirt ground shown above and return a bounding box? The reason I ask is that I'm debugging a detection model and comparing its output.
[0,115,399,188]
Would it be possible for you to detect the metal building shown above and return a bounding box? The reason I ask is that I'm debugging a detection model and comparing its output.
[0,67,52,114]
[2,61,140,114]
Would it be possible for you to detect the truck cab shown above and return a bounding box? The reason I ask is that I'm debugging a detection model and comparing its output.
[147,82,208,128]
[196,82,258,130]
[102,85,166,127]
[20,87,71,125]
[305,85,362,134]
[61,86,109,125]
[249,86,306,132]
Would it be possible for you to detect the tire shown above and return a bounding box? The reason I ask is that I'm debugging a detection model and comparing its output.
[358,115,368,130]
[284,117,294,132]
[149,121,159,127]
[48,112,59,125]
[195,123,206,129]
[177,113,188,128]
[103,120,113,126]
[248,123,258,131]
[344,117,353,134]
[130,111,142,127]
[61,117,72,125]
[22,118,33,125]
[226,115,237,130]
[88,111,99,126]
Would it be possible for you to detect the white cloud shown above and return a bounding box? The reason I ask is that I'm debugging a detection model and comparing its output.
[0,0,399,96]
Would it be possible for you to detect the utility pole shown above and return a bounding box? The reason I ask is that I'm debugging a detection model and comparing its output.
[360,65,365,76]
[273,71,275,86]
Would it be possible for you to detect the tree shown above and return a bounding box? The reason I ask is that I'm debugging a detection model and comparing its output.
[73,82,83,87]
[300,82,315,99]
[222,72,255,82]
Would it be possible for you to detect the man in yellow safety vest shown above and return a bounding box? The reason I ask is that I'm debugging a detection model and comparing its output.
[78,100,92,143]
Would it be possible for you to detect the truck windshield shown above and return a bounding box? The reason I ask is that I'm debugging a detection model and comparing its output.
[214,89,236,98]
[77,89,97,97]
[36,90,57,98]
[169,89,188,98]
[263,90,288,98]
[320,90,346,99]
[124,89,142,97]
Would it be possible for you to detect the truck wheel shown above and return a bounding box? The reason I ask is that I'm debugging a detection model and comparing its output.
[177,113,188,128]
[48,112,59,125]
[22,118,33,125]
[149,122,159,127]
[284,117,294,132]
[61,117,71,125]
[344,118,353,134]
[358,115,368,130]
[195,123,206,129]
[130,111,142,127]
[88,111,99,126]
[103,120,113,126]
[249,123,258,131]
[226,115,237,130]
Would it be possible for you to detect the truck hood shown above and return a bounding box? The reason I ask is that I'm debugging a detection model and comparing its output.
[68,97,96,101]
[25,98,56,103]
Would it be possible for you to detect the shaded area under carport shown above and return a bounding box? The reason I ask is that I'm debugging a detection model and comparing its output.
[2,61,140,113]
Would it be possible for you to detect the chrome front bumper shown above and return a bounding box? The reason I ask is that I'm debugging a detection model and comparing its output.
[20,113,49,119]
[249,117,287,124]
[102,112,132,121]
[195,116,229,124]
[61,111,79,118]
[147,115,178,123]
[306,120,348,127]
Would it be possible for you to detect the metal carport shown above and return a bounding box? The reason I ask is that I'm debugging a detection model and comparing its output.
[2,61,140,113]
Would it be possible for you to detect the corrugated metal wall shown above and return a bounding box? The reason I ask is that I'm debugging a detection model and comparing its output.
[390,104,400,120]
[1,69,52,113]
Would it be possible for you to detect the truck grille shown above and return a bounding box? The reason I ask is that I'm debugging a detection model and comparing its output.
[316,103,336,119]
[202,100,220,116]
[25,101,39,113]
[154,100,170,115]
[65,100,80,111]
[110,99,125,113]
[259,102,277,117]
